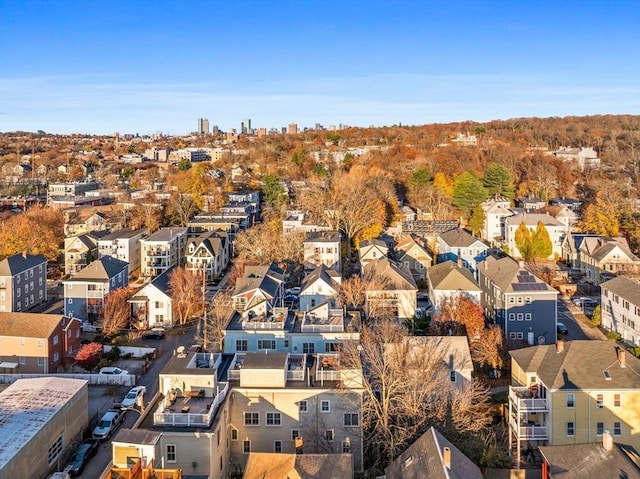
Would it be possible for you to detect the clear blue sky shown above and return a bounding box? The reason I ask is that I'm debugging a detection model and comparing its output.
[1,0,639,135]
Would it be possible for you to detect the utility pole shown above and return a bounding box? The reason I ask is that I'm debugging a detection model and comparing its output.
[202,260,208,351]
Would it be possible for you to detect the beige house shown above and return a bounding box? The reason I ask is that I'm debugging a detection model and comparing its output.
[359,238,389,271]
[64,230,108,276]
[303,231,342,273]
[508,340,640,463]
[505,213,567,260]
[363,258,418,320]
[0,312,82,373]
[394,235,433,282]
[579,236,640,285]
[427,260,481,312]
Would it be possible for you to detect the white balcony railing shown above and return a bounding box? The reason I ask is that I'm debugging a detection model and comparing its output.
[153,382,228,427]
[519,425,549,440]
[509,386,549,412]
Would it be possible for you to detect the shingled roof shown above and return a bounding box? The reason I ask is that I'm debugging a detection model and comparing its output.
[0,312,66,338]
[439,228,486,248]
[243,453,353,479]
[539,442,640,479]
[480,256,556,293]
[601,276,640,302]
[0,253,46,277]
[66,256,128,281]
[509,340,640,391]
[428,260,480,292]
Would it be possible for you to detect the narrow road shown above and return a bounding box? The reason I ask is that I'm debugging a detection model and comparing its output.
[557,297,606,341]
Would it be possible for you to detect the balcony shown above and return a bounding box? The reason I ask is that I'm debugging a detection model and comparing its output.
[241,309,287,330]
[301,309,345,333]
[110,457,182,479]
[509,386,549,412]
[509,415,549,440]
[317,353,341,381]
[153,382,228,427]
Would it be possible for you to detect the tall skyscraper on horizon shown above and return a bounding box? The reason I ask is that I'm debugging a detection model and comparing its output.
[198,118,209,135]
[288,122,298,134]
[241,119,251,135]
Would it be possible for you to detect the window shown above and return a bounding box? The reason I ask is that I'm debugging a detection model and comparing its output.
[567,422,575,437]
[53,352,59,362]
[344,413,359,426]
[30,269,33,278]
[509,332,517,339]
[244,412,259,426]
[517,313,524,321]
[39,277,43,286]
[325,342,340,352]
[48,434,63,464]
[166,444,176,462]
[525,297,532,304]
[517,297,523,304]
[291,429,300,440]
[17,288,20,298]
[509,297,515,304]
[258,340,276,350]
[597,422,604,436]
[266,412,282,426]
[39,290,43,299]
[516,332,523,339]
[284,340,289,348]
[525,313,532,321]
[236,340,248,352]
[325,429,334,442]
[614,422,621,436]
[299,400,308,413]
[303,342,315,354]
[231,428,238,441]
[509,313,515,321]
[68,328,72,338]
[19,356,26,365]
[566,393,575,408]
[342,439,351,454]
[37,357,44,367]
[596,394,604,408]
[243,440,251,454]
[155,301,163,308]
[274,440,282,453]
[53,335,58,345]
[321,400,330,413]
[614,394,621,407]
[449,370,456,382]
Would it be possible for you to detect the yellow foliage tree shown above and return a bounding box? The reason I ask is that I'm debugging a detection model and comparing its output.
[0,207,64,261]
[433,172,454,196]
[578,198,620,237]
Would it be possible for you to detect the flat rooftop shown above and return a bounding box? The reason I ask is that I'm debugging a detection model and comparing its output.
[0,377,87,470]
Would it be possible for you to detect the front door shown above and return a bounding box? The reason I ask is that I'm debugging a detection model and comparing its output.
[528,332,535,345]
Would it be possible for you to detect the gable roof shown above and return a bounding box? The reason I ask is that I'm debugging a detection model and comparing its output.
[364,258,417,291]
[438,228,487,248]
[0,312,69,338]
[133,267,174,298]
[601,276,640,303]
[234,263,284,298]
[395,336,474,372]
[505,212,564,228]
[66,256,128,282]
[384,427,483,479]
[479,256,556,293]
[584,237,640,263]
[301,264,341,293]
[395,236,432,261]
[509,340,640,390]
[427,261,480,292]
[304,231,341,243]
[0,253,47,276]
[243,453,353,479]
[539,442,640,479]
[188,231,226,256]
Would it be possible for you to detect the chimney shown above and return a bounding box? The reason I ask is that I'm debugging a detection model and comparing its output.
[456,257,462,268]
[602,430,613,452]
[617,347,626,368]
[22,250,27,259]
[556,339,564,353]
[518,260,525,269]
[442,446,451,469]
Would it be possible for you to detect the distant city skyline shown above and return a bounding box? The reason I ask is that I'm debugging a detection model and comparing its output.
[1,1,639,135]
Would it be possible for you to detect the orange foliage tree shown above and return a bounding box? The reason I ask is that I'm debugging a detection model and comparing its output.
[0,206,64,261]
[433,293,485,339]
[101,287,135,336]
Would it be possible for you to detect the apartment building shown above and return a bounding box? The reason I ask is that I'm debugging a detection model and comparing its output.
[97,228,146,276]
[63,256,129,322]
[508,340,640,462]
[140,227,188,279]
[601,276,640,347]
[64,230,108,276]
[0,312,82,373]
[505,213,567,260]
[303,231,342,273]
[185,231,230,284]
[479,256,558,345]
[579,236,640,285]
[437,227,489,278]
[0,253,47,313]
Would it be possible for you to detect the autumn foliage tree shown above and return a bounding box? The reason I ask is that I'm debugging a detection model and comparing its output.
[75,342,103,371]
[101,287,135,336]
[515,221,553,261]
[169,266,204,326]
[0,206,64,261]
[433,293,485,339]
[471,325,504,371]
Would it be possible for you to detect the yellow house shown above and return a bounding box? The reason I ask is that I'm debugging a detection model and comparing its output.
[508,340,640,463]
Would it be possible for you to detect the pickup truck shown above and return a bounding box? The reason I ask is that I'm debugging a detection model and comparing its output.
[92,409,125,440]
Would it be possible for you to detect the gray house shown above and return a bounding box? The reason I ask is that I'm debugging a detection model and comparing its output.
[479,256,558,345]
[63,256,129,322]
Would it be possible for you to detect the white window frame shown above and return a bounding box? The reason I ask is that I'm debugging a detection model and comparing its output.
[244,412,259,426]
[567,422,575,437]
[299,400,308,413]
[321,400,330,413]
[243,439,251,454]
[614,421,621,436]
[166,444,176,463]
[266,412,282,426]
[325,429,334,442]
[566,393,575,408]
[596,394,604,408]
[344,413,359,427]
[291,429,300,440]
[274,440,283,453]
[231,428,238,441]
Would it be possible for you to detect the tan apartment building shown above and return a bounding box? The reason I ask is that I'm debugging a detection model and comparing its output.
[0,253,47,313]
[0,312,82,373]
[508,340,640,463]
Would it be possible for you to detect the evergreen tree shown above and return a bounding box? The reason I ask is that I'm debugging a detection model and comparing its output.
[482,163,515,199]
[453,171,487,213]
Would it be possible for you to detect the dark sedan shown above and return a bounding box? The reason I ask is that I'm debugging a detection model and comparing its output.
[67,440,99,476]
[557,322,569,335]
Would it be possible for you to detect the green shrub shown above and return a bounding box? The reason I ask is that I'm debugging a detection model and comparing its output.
[105,345,121,361]
[606,331,622,342]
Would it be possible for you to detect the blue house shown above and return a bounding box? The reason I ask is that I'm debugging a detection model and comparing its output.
[437,228,489,279]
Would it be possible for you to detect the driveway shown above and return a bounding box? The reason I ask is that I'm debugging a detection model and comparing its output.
[557,297,606,341]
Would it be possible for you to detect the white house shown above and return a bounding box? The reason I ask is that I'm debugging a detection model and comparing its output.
[129,268,174,329]
[97,228,146,276]
[185,230,230,284]
[481,195,514,243]
[427,260,482,312]
[298,264,342,313]
[504,213,567,260]
[303,231,342,273]
[601,276,640,347]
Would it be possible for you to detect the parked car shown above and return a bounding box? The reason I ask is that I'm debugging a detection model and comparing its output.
[286,287,301,296]
[283,294,299,303]
[557,322,569,335]
[99,366,129,375]
[572,296,598,307]
[67,439,99,476]
[92,409,125,440]
[143,327,166,339]
[416,292,429,300]
[121,386,146,408]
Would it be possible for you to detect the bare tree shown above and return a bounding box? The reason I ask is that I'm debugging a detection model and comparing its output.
[339,275,369,310]
[167,192,199,226]
[340,322,493,474]
[197,292,234,352]
[169,267,204,326]
[470,325,504,372]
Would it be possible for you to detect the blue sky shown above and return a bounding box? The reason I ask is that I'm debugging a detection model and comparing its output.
[1,0,639,135]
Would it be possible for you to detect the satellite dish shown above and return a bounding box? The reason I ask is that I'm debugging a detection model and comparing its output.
[538,336,546,345]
